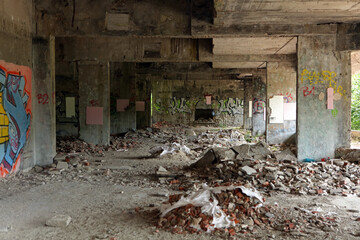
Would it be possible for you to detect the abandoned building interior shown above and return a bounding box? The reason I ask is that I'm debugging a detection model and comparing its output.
[3,0,360,239]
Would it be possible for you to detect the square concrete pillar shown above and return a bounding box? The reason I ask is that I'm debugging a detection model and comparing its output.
[252,76,266,136]
[79,62,110,145]
[32,36,56,166]
[297,36,351,161]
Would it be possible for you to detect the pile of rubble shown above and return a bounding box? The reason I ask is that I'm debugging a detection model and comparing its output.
[56,135,140,155]
[184,143,360,197]
[157,184,339,236]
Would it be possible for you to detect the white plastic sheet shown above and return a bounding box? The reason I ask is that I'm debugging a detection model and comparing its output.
[160,184,263,231]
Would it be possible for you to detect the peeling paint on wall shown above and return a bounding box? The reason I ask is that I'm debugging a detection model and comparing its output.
[0,60,32,177]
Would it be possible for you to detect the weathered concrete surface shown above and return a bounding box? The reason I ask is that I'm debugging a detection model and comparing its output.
[243,79,253,130]
[79,62,110,145]
[252,77,266,136]
[136,74,151,129]
[32,37,56,166]
[267,62,297,144]
[297,36,351,161]
[55,61,79,137]
[110,63,136,134]
[151,74,245,127]
[35,0,191,37]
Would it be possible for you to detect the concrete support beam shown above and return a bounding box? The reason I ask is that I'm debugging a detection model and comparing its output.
[32,36,56,166]
[79,62,110,145]
[192,23,338,38]
[297,36,351,161]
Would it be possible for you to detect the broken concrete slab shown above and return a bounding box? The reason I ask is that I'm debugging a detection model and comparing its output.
[190,149,218,168]
[274,148,297,162]
[56,161,68,170]
[241,166,257,175]
[232,144,251,159]
[45,215,72,228]
[213,148,236,161]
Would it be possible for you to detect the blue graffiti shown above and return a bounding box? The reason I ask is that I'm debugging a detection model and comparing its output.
[0,68,30,172]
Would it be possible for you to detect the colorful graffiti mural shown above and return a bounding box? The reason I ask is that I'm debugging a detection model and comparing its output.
[0,61,31,177]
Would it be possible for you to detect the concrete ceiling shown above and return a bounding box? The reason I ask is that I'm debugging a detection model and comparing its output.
[214,0,360,26]
[212,37,297,68]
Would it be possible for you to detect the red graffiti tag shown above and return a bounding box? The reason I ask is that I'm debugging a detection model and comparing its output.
[89,100,99,106]
[37,94,49,104]
[302,86,315,97]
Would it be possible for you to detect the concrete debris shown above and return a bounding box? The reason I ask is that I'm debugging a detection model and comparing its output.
[241,166,257,175]
[56,161,68,170]
[45,215,72,228]
[190,149,218,168]
[157,184,339,236]
[274,148,297,162]
[185,147,360,197]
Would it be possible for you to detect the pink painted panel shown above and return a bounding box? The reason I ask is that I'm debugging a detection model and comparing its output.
[327,88,334,109]
[206,96,212,105]
[86,107,103,125]
[117,99,129,112]
[136,101,145,112]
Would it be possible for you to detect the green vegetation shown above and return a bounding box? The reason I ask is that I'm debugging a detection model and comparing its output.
[352,74,360,130]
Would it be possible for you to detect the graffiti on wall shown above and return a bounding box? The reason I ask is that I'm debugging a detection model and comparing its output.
[154,97,244,116]
[300,69,348,101]
[154,97,192,115]
[253,98,266,114]
[277,92,294,102]
[218,98,243,116]
[0,62,31,177]
[169,97,192,114]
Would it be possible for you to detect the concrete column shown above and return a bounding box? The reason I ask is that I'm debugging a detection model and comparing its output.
[252,76,266,136]
[297,36,351,161]
[79,62,110,145]
[32,36,56,166]
[267,62,297,144]
[244,79,253,130]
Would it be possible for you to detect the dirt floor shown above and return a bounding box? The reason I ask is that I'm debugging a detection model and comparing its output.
[0,127,360,240]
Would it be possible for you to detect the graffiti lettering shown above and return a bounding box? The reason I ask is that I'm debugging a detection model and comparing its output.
[300,69,348,101]
[0,63,31,177]
[218,98,243,116]
[169,97,191,115]
[331,108,338,117]
[253,98,265,114]
[37,93,49,104]
[302,86,315,97]
[89,99,99,107]
[278,92,294,103]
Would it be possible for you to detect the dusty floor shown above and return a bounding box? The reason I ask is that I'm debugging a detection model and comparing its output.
[0,129,360,240]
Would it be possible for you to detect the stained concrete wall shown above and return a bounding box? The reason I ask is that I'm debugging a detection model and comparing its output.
[32,37,56,166]
[79,62,110,145]
[35,0,191,37]
[267,62,297,144]
[110,62,136,134]
[152,78,245,127]
[55,61,79,137]
[243,79,253,130]
[297,36,351,161]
